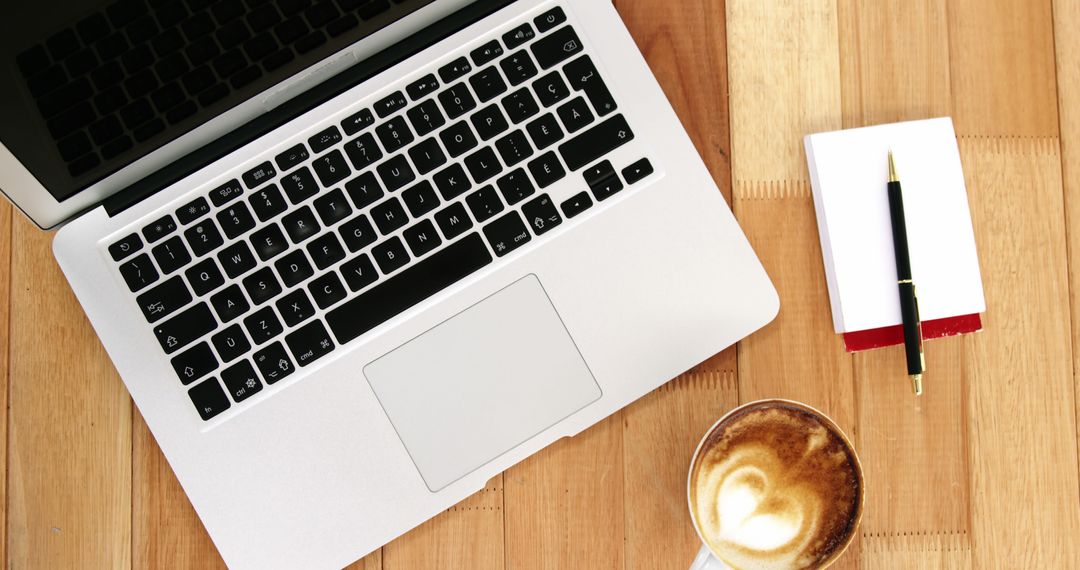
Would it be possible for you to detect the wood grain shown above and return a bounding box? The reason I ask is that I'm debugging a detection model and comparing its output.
[0,201,10,568]
[960,136,1080,567]
[7,217,132,568]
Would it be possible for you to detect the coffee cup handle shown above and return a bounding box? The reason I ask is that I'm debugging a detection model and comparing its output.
[689,544,731,570]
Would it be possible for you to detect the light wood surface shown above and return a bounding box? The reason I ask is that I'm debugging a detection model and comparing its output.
[3,0,1080,567]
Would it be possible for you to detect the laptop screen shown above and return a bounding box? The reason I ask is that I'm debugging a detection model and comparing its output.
[0,0,435,203]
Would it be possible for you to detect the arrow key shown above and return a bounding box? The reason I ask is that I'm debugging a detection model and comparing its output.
[171,342,219,385]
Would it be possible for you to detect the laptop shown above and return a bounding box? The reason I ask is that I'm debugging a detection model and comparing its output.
[0,0,778,567]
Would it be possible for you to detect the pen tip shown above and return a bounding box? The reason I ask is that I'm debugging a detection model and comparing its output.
[911,374,923,396]
[888,151,899,183]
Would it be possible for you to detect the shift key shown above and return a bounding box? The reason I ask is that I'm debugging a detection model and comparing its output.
[154,303,217,354]
[557,114,634,171]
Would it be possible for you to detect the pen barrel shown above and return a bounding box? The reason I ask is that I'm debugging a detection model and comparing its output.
[887,181,913,281]
[898,281,924,375]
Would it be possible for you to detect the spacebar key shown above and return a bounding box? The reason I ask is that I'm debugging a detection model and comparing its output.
[558,114,634,171]
[327,233,494,345]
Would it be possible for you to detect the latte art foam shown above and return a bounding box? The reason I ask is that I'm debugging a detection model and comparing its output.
[690,404,861,570]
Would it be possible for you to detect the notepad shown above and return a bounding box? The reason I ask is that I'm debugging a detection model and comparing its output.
[804,118,985,348]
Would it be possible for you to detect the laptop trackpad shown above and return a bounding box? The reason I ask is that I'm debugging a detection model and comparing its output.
[364,275,601,492]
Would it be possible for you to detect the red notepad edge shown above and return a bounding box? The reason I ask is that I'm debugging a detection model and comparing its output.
[842,314,983,353]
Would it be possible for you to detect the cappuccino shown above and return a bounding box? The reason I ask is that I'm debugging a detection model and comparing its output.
[689,402,861,570]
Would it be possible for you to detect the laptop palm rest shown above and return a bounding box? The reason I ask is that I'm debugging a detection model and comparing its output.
[364,274,602,492]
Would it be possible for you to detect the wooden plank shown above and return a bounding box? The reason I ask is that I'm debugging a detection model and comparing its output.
[959,136,1080,566]
[503,415,624,570]
[383,477,502,569]
[860,532,971,570]
[947,0,1059,137]
[0,201,10,567]
[6,216,132,568]
[1054,0,1080,479]
[131,412,225,570]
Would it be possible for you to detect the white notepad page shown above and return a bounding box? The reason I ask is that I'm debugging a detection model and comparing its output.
[805,117,986,333]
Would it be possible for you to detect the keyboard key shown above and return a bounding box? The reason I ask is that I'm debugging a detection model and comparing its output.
[152,237,192,275]
[210,179,245,206]
[469,66,507,103]
[177,197,211,225]
[143,215,177,243]
[341,108,375,135]
[583,160,617,186]
[187,259,226,297]
[376,154,416,192]
[503,23,535,50]
[283,206,320,243]
[401,180,440,218]
[172,342,219,385]
[243,267,283,306]
[189,378,230,420]
[154,303,217,354]
[564,55,617,117]
[313,189,353,226]
[589,172,624,201]
[561,191,593,218]
[472,105,509,141]
[372,236,410,274]
[343,132,383,169]
[345,254,384,291]
[313,150,350,187]
[217,203,257,240]
[308,126,343,154]
[282,167,319,204]
[309,272,347,309]
[307,233,346,269]
[221,360,262,402]
[218,241,258,278]
[534,70,570,107]
[495,130,534,167]
[345,171,384,209]
[464,147,503,183]
[213,324,251,363]
[371,197,408,235]
[521,194,562,236]
[500,51,538,86]
[403,219,442,258]
[185,219,225,257]
[437,56,471,83]
[244,307,284,345]
[254,342,294,384]
[408,139,447,175]
[277,289,316,327]
[406,99,446,137]
[211,285,250,323]
[440,121,478,157]
[137,276,193,323]
[285,319,335,367]
[110,233,143,261]
[375,116,414,153]
[249,184,289,221]
[558,96,594,133]
[559,114,633,171]
[120,253,159,293]
[526,113,565,150]
[374,90,407,118]
[465,185,504,223]
[483,211,531,257]
[438,83,476,119]
[531,26,583,69]
[327,233,492,344]
[275,143,310,171]
[503,88,539,123]
[251,224,289,261]
[243,161,277,189]
[432,163,471,201]
[406,73,440,100]
[527,152,567,189]
[534,6,566,33]
[622,158,654,185]
[496,169,536,206]
[275,250,314,288]
[339,215,378,252]
[471,40,504,66]
[433,204,472,240]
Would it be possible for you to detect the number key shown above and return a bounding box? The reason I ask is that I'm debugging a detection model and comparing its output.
[313,149,350,187]
[248,184,288,221]
[216,202,256,240]
[184,218,225,257]
[281,167,318,204]
[375,116,414,153]
[152,236,192,274]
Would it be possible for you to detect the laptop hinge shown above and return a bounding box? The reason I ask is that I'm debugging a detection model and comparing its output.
[104,0,517,217]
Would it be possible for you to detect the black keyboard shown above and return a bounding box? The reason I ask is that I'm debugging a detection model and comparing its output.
[15,0,430,185]
[108,5,655,422]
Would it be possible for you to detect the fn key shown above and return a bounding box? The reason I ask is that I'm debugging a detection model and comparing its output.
[188,378,231,421]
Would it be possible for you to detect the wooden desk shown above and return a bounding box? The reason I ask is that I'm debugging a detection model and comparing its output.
[2,0,1079,567]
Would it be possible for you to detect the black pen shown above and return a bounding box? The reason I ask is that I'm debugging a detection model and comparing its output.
[887,151,925,395]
